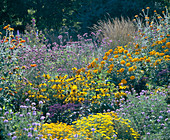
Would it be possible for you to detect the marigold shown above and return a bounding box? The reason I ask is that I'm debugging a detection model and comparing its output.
[109,58,113,61]
[101,61,105,64]
[119,68,125,73]
[126,63,131,67]
[121,79,127,84]
[166,42,170,48]
[103,56,108,60]
[120,60,126,65]
[145,59,151,62]
[128,67,133,72]
[124,50,128,54]
[30,64,37,67]
[130,76,135,80]
[114,55,119,58]
[127,53,131,57]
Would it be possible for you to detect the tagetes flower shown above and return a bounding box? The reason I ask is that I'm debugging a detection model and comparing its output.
[130,76,135,80]
[166,42,170,48]
[128,67,133,72]
[114,55,119,58]
[126,63,131,67]
[109,58,113,61]
[30,64,37,67]
[103,56,108,60]
[120,60,125,65]
[3,24,10,29]
[101,61,105,64]
[20,40,26,43]
[119,68,125,73]
[0,88,3,91]
[121,79,127,84]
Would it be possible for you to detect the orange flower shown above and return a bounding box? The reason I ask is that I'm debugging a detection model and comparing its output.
[114,55,119,58]
[95,58,98,61]
[124,50,128,54]
[100,61,105,64]
[119,68,125,73]
[126,63,131,67]
[9,46,15,50]
[30,64,37,67]
[146,59,151,62]
[121,79,127,84]
[130,76,135,80]
[128,67,133,72]
[3,24,10,29]
[120,60,125,65]
[127,53,131,57]
[108,49,113,53]
[0,88,3,91]
[166,42,170,48]
[20,40,26,43]
[109,58,113,61]
[103,56,108,60]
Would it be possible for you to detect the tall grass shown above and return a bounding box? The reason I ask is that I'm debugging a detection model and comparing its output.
[92,16,137,49]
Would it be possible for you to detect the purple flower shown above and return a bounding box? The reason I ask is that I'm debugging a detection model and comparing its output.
[7,133,12,136]
[28,132,32,137]
[32,102,36,106]
[4,119,8,123]
[30,127,34,131]
[25,98,30,102]
[35,137,39,139]
[159,116,163,119]
[39,101,43,104]
[12,136,17,140]
[74,134,78,138]
[113,134,117,137]
[141,112,145,115]
[19,114,24,117]
[146,116,149,119]
[91,128,95,132]
[40,116,46,120]
[46,113,50,116]
[33,111,36,116]
[157,119,160,122]
[147,132,150,135]
[161,123,165,126]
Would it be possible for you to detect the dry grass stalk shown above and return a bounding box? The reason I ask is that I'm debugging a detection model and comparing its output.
[92,16,137,49]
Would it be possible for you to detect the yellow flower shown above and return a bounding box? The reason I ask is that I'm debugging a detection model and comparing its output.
[145,58,151,62]
[119,68,125,73]
[126,63,131,67]
[101,61,105,64]
[130,76,135,80]
[109,58,113,61]
[166,42,170,48]
[127,53,131,57]
[123,55,126,59]
[124,50,128,53]
[128,67,133,72]
[103,56,108,60]
[120,60,126,65]
[121,79,127,84]
[114,55,119,58]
